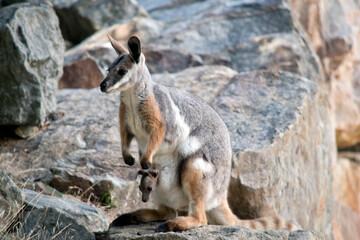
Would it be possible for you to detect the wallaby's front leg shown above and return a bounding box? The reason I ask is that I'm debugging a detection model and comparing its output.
[120,101,135,165]
[110,205,176,228]
[139,94,165,169]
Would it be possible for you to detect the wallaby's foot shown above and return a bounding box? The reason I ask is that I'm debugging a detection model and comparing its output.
[123,155,135,166]
[155,221,182,232]
[110,213,140,227]
[155,222,174,232]
[110,206,177,228]
[155,216,206,232]
[140,157,152,169]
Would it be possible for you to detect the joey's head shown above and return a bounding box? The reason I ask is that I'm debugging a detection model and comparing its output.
[138,169,159,202]
[100,35,146,93]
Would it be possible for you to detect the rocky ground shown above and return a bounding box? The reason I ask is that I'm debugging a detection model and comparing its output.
[0,0,359,239]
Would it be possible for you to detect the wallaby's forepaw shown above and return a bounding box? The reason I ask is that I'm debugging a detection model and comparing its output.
[123,155,135,166]
[110,213,140,228]
[140,157,152,169]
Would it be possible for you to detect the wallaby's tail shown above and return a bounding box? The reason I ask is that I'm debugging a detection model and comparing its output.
[207,200,299,231]
[237,216,299,231]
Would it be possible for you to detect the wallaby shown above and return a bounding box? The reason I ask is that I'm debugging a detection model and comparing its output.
[137,169,159,203]
[100,36,299,232]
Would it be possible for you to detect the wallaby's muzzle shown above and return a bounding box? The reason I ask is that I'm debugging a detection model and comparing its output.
[100,78,108,93]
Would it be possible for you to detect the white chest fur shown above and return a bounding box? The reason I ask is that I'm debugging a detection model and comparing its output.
[121,91,149,150]
[152,155,189,211]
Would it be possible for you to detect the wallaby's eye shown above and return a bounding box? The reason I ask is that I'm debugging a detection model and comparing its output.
[118,69,128,76]
[147,186,152,191]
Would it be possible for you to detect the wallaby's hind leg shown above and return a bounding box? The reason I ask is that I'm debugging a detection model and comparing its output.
[156,157,208,232]
[207,200,240,225]
[110,204,176,228]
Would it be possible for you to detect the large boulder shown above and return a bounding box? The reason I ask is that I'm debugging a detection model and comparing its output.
[0,2,65,126]
[214,71,335,238]
[100,222,326,240]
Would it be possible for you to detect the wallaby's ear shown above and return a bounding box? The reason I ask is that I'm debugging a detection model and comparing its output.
[108,35,128,55]
[128,36,141,63]
[148,169,159,179]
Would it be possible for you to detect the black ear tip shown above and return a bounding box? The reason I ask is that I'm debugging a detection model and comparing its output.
[128,36,141,63]
[128,36,140,44]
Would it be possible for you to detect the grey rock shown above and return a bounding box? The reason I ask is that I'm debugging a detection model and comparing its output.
[21,207,95,240]
[145,49,231,74]
[212,71,335,238]
[138,0,286,23]
[0,2,65,126]
[149,3,323,84]
[59,57,105,89]
[51,0,148,44]
[23,188,109,233]
[104,222,326,240]
[0,171,24,231]
[14,125,39,139]
[152,65,238,103]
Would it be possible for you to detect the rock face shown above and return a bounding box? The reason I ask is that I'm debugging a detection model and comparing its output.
[0,171,24,231]
[0,2,65,126]
[23,188,109,233]
[51,0,148,44]
[214,71,334,237]
[100,222,326,240]
[290,0,360,148]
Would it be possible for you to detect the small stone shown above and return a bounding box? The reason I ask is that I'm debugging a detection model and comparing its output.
[14,126,39,139]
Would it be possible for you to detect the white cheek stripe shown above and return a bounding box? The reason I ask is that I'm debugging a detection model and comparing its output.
[107,75,130,92]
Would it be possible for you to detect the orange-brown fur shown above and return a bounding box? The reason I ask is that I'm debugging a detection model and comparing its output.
[138,94,166,168]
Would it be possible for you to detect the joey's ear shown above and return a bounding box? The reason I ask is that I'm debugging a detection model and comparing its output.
[127,36,141,63]
[108,35,128,55]
[148,169,159,179]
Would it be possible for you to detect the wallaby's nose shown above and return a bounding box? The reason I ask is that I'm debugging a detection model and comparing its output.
[100,81,107,92]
